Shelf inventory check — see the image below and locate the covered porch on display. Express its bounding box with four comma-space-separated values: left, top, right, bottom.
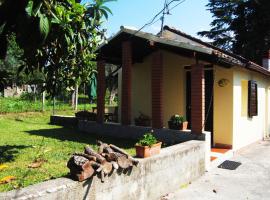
96, 27, 217, 135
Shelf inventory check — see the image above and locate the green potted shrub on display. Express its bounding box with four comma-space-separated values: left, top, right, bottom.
135, 131, 162, 158
168, 115, 188, 130
134, 112, 151, 127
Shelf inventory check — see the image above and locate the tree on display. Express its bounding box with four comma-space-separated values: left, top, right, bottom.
0, 0, 114, 97
199, 0, 270, 64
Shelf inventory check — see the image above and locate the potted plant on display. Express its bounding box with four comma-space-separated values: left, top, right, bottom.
168, 115, 188, 130
135, 132, 162, 158
134, 112, 151, 127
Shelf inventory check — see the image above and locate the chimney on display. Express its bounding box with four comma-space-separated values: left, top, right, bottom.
262, 50, 270, 70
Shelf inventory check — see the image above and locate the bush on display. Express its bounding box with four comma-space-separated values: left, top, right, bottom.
134, 112, 151, 127
168, 114, 187, 130
137, 132, 158, 147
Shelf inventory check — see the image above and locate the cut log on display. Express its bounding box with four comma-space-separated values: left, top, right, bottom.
73, 153, 97, 162
97, 141, 114, 154
89, 161, 101, 169
111, 161, 119, 170
84, 146, 106, 164
100, 170, 105, 182
67, 156, 95, 181
67, 155, 89, 171
101, 161, 113, 174
90, 159, 112, 175
117, 154, 132, 169
109, 144, 139, 166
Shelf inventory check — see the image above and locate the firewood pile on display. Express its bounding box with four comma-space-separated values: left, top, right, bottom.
67, 140, 139, 182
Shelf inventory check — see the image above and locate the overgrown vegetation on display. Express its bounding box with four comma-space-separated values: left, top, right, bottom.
0, 111, 135, 192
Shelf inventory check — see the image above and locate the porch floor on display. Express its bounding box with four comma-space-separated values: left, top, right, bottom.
210, 147, 234, 169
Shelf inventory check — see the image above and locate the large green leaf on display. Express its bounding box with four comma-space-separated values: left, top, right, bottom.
25, 0, 33, 16
39, 14, 50, 43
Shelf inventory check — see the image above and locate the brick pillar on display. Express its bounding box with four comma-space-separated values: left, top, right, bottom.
152, 51, 164, 129
191, 64, 205, 134
121, 41, 132, 125
97, 60, 105, 124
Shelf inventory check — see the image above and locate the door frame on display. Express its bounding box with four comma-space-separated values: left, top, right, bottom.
186, 69, 214, 146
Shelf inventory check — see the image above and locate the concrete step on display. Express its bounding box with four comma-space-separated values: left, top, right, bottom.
210, 149, 234, 170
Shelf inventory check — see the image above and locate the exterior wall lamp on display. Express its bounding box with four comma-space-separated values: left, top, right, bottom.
218, 78, 229, 87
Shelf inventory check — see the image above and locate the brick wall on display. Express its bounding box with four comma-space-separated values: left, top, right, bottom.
97, 60, 105, 123
152, 51, 164, 129
191, 64, 205, 134
121, 41, 132, 125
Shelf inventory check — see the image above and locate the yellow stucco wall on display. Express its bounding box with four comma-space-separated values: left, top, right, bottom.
162, 51, 188, 127
213, 66, 234, 146
232, 67, 269, 150
120, 49, 270, 150
131, 50, 190, 127
131, 55, 152, 121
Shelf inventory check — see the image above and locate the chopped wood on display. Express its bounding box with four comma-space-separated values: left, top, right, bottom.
89, 160, 112, 175
67, 156, 95, 181
101, 170, 105, 182
68, 142, 138, 183
101, 161, 113, 174
117, 154, 132, 169
109, 144, 129, 156
109, 144, 139, 166
84, 146, 106, 164
89, 161, 101, 169
111, 161, 119, 170
73, 153, 97, 162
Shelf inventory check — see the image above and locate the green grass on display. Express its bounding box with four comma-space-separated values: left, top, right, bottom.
0, 97, 94, 113
0, 111, 135, 192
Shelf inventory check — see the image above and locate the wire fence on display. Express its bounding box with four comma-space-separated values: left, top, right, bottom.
0, 85, 103, 115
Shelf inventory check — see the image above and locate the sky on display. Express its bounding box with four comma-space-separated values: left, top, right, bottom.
101, 0, 213, 40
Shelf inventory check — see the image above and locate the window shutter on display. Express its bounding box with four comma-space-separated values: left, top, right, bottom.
248, 80, 258, 117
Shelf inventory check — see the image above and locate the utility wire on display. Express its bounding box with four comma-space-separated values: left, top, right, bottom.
130, 0, 187, 37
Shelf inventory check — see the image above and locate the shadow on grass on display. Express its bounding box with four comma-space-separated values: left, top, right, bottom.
26, 127, 136, 150
0, 145, 31, 163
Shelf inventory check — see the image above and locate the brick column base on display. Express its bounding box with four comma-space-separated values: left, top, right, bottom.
97, 60, 105, 123
191, 64, 205, 134
152, 51, 164, 129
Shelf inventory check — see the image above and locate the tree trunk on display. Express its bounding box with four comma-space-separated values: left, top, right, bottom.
42, 86, 46, 112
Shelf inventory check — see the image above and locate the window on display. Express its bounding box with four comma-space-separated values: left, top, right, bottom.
248, 80, 258, 117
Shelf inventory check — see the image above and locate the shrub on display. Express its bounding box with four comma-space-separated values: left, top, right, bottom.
169, 115, 186, 126
137, 132, 158, 147
134, 112, 151, 126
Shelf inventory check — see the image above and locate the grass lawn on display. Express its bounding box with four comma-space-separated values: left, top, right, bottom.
0, 111, 136, 192
0, 97, 94, 113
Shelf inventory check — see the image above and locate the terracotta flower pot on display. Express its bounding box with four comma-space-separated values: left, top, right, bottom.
135, 142, 162, 158
168, 121, 189, 131
181, 121, 188, 130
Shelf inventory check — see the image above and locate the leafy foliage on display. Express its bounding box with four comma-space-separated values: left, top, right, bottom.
0, 0, 114, 96
199, 0, 270, 64
137, 132, 158, 147
169, 114, 186, 126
